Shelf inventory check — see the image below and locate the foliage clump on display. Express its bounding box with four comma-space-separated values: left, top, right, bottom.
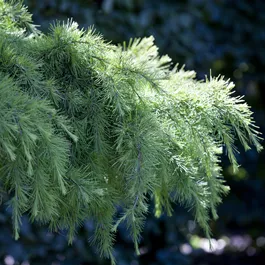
0, 1, 262, 263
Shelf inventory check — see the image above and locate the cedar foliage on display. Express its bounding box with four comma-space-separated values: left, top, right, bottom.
0, 0, 262, 263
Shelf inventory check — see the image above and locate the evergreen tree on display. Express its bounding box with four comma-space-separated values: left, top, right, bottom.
0, 1, 262, 263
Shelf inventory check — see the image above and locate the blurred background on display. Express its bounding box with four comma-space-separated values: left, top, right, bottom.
1, 0, 265, 264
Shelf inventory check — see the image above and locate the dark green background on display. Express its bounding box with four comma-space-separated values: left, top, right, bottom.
1, 0, 265, 264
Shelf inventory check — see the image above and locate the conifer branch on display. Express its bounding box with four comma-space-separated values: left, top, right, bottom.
0, 1, 263, 263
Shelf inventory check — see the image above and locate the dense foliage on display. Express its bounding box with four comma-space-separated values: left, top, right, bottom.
0, 1, 264, 265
